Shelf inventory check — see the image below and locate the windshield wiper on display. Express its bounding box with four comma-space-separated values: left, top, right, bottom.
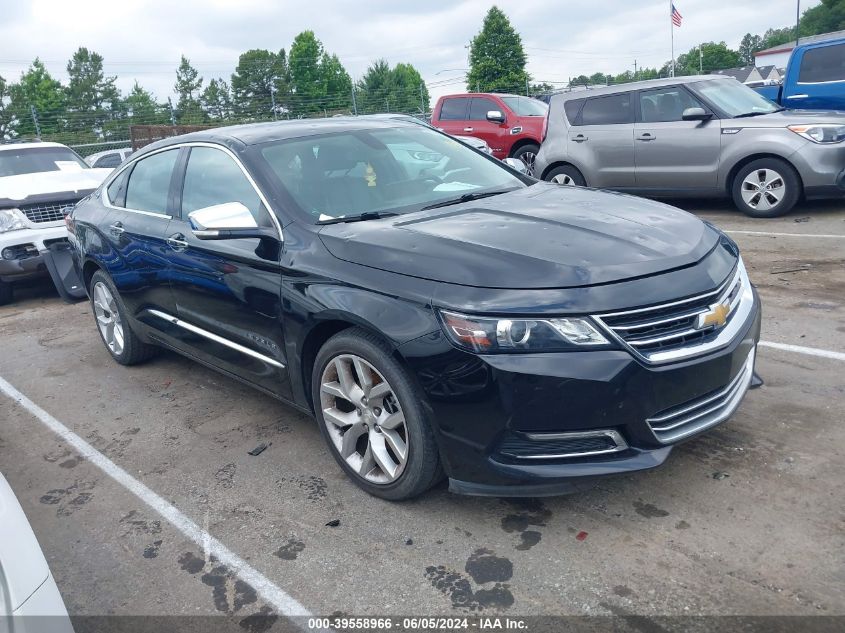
421, 189, 515, 211
734, 107, 784, 118
317, 211, 399, 225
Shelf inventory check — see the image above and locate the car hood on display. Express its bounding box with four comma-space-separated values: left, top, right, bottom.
0, 168, 112, 204
726, 109, 845, 127
319, 183, 719, 289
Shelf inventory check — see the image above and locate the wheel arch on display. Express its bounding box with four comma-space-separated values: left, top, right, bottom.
508, 137, 541, 158
539, 160, 587, 183
82, 258, 104, 293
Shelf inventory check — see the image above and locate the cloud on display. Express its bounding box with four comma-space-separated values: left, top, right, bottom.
0, 0, 820, 102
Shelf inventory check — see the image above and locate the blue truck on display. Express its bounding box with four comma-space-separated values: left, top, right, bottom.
754, 37, 845, 110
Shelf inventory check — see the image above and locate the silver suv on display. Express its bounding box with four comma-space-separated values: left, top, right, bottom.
534, 75, 845, 217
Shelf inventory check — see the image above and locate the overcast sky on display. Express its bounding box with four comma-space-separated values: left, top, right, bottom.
0, 0, 818, 102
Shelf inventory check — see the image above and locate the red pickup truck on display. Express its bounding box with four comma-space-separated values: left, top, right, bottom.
430, 93, 548, 173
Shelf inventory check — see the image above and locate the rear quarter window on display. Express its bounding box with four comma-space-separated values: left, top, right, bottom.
564, 99, 585, 124
798, 43, 845, 83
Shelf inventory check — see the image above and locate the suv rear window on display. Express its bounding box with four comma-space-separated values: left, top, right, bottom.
579, 93, 633, 125
798, 43, 845, 83
438, 98, 470, 120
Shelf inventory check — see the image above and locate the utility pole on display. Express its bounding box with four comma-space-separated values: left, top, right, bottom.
29, 105, 41, 138
270, 86, 278, 121
419, 82, 425, 114
795, 1, 801, 44
634, 59, 638, 80
700, 44, 704, 73
351, 85, 358, 116
525, 77, 530, 96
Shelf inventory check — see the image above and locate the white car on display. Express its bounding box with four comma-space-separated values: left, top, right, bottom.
83, 147, 132, 169
0, 142, 112, 305
0, 473, 74, 632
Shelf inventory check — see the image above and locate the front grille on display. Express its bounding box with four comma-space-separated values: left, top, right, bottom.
497, 429, 627, 460
19, 199, 79, 224
646, 348, 755, 444
594, 266, 744, 363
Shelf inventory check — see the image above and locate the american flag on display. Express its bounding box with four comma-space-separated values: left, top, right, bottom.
671, 3, 683, 27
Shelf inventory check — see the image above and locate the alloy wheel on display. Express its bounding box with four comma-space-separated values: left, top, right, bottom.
551, 173, 575, 186
740, 168, 785, 212
92, 281, 125, 355
520, 151, 536, 176
319, 354, 408, 484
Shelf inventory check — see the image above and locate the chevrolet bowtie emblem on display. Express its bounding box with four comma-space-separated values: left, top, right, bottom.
696, 303, 730, 330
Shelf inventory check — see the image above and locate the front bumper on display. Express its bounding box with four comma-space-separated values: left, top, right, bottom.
401, 288, 761, 496
790, 141, 845, 198
0, 225, 68, 282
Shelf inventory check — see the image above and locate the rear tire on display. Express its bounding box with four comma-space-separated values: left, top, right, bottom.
89, 270, 158, 366
0, 281, 12, 306
731, 158, 801, 218
545, 164, 586, 187
311, 327, 442, 501
511, 143, 540, 177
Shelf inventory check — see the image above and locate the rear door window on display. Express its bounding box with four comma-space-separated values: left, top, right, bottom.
798, 43, 845, 83
469, 97, 499, 120
124, 149, 179, 214
579, 93, 633, 125
439, 98, 470, 120
93, 153, 122, 169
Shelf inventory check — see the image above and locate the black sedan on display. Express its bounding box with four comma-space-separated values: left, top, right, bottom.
66, 118, 761, 500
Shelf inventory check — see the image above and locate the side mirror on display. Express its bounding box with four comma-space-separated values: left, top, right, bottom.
188, 202, 276, 241
486, 110, 506, 124
502, 157, 529, 174
682, 107, 712, 121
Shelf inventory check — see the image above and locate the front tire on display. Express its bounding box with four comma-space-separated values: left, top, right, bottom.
311, 328, 442, 500
731, 158, 801, 218
89, 270, 158, 365
0, 281, 12, 306
545, 164, 586, 187
511, 143, 540, 177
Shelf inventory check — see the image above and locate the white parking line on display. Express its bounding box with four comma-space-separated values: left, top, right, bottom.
726, 230, 845, 239
760, 340, 845, 362
0, 375, 314, 626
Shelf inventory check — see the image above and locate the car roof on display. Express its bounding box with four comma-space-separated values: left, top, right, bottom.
550, 75, 733, 102
0, 141, 69, 153
437, 93, 523, 100
137, 117, 426, 155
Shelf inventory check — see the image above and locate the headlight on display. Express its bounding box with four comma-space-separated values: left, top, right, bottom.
439, 310, 610, 353
0, 208, 29, 234
787, 124, 845, 144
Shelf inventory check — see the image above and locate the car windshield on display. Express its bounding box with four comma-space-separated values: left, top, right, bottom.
500, 96, 549, 116
257, 126, 526, 223
0, 146, 88, 177
692, 79, 781, 117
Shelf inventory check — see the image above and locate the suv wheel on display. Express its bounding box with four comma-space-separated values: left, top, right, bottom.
546, 165, 586, 187
312, 328, 442, 500
90, 270, 158, 365
512, 143, 540, 176
731, 158, 801, 218
0, 281, 12, 306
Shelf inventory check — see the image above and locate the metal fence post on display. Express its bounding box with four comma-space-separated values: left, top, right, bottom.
30, 105, 41, 138
351, 85, 358, 116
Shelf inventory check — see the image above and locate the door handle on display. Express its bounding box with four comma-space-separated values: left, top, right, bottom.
166, 233, 188, 251
109, 222, 125, 236
463, 127, 474, 132
571, 134, 588, 142
785, 94, 808, 99
636, 132, 656, 141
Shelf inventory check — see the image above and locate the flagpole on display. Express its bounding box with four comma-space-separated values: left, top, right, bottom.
670, 0, 675, 77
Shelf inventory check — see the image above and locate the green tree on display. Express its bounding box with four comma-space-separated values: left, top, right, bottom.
760, 27, 796, 50
357, 59, 392, 113
288, 31, 324, 113
202, 78, 233, 121
124, 81, 168, 124
467, 6, 529, 93
800, 0, 845, 36
0, 75, 14, 138
321, 52, 353, 112
231, 49, 287, 119
738, 33, 764, 64
357, 60, 427, 114
174, 55, 205, 123
677, 42, 741, 75
65, 47, 120, 138
8, 59, 65, 137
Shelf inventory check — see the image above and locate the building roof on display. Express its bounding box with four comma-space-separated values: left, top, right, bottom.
755, 29, 845, 55
710, 67, 758, 82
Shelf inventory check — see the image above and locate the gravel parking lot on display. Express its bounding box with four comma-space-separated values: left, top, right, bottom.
1, 200, 843, 630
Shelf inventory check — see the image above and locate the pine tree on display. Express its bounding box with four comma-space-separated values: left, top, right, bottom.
174, 55, 205, 124
65, 47, 120, 137
467, 6, 529, 93
9, 59, 66, 137
231, 49, 287, 120
288, 31, 325, 114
